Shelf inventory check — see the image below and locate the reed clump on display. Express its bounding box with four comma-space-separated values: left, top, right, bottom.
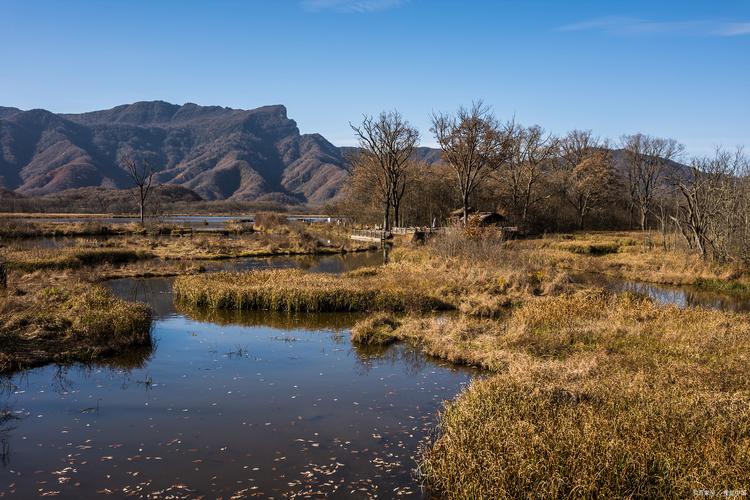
455, 230, 749, 288
173, 268, 452, 313
350, 313, 401, 345
0, 282, 152, 373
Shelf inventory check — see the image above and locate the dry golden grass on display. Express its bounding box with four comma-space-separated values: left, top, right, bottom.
173, 248, 574, 315
504, 231, 747, 288
0, 218, 164, 238
370, 290, 750, 498
0, 278, 152, 373
0, 225, 372, 276
350, 313, 402, 345
173, 267, 452, 313
422, 364, 749, 499
1, 245, 151, 271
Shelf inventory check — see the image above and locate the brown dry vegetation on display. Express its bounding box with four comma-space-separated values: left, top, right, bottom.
345, 289, 750, 497
436, 229, 749, 292
328, 232, 750, 497
172, 243, 574, 315
532, 232, 747, 286
0, 223, 371, 275
0, 218, 164, 238
1, 245, 151, 271
0, 274, 153, 373
173, 267, 452, 313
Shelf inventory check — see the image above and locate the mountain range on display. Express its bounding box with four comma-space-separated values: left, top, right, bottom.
0, 101, 358, 204
1, 101, 689, 207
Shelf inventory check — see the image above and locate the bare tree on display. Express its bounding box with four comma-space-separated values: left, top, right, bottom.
621, 133, 684, 230
501, 124, 559, 225
122, 156, 157, 226
559, 131, 618, 229
672, 147, 745, 260
350, 111, 419, 231
343, 151, 391, 225
560, 129, 599, 168
431, 102, 510, 225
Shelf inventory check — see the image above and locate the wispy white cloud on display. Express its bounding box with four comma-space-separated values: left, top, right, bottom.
301, 0, 408, 13
557, 16, 750, 37
719, 22, 750, 36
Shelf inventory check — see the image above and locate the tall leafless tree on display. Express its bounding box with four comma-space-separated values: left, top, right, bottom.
672, 147, 745, 260
350, 111, 419, 231
431, 102, 510, 225
122, 156, 157, 226
621, 133, 684, 230
501, 123, 559, 225
559, 131, 618, 229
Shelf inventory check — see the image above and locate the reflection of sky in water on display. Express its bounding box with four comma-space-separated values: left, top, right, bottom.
0, 252, 474, 498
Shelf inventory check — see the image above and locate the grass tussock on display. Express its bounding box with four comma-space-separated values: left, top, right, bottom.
1, 246, 151, 271
173, 268, 451, 313
0, 281, 152, 373
404, 290, 750, 498
552, 239, 625, 255
350, 313, 401, 345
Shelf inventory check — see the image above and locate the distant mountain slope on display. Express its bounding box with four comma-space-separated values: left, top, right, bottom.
339, 146, 444, 167
0, 101, 350, 204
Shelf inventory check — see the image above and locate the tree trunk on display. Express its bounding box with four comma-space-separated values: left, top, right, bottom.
639, 206, 647, 231
462, 192, 470, 227
383, 201, 391, 231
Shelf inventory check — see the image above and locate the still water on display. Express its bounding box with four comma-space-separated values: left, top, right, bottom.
15, 215, 337, 229
0, 254, 476, 498
574, 272, 750, 312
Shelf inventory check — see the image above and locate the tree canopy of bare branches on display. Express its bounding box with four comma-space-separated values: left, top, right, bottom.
621, 133, 684, 230
559, 130, 618, 229
122, 156, 157, 226
431, 102, 510, 225
672, 147, 748, 261
350, 111, 419, 230
499, 123, 559, 225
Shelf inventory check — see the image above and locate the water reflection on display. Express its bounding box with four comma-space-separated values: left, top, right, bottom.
1, 252, 474, 498
574, 272, 750, 312
178, 305, 364, 331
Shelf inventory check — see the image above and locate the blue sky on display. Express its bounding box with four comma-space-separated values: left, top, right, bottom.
1, 0, 748, 155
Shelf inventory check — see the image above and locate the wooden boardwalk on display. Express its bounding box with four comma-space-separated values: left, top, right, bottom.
350, 229, 391, 242
351, 226, 518, 242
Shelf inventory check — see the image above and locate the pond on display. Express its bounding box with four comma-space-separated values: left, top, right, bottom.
14, 215, 340, 229
0, 253, 476, 498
